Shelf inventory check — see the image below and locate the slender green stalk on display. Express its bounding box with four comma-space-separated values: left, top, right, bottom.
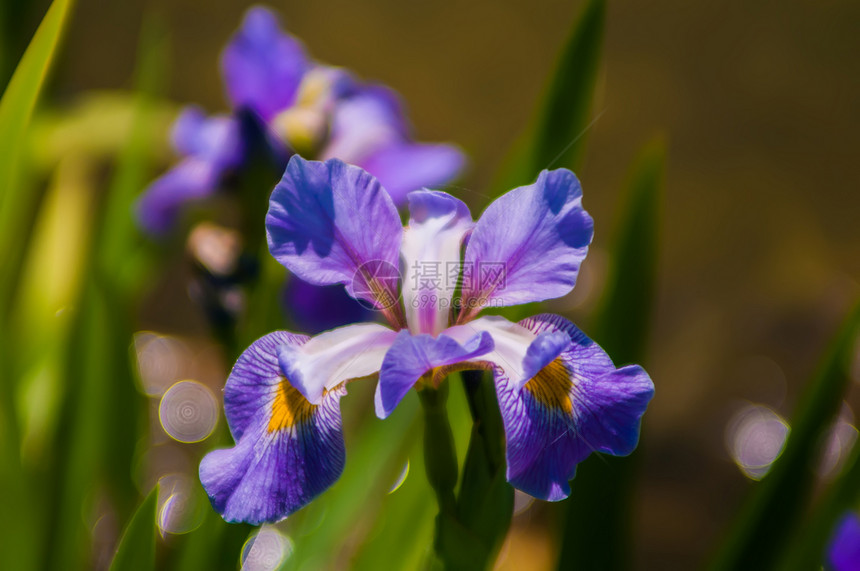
419, 384, 459, 518
420, 372, 514, 571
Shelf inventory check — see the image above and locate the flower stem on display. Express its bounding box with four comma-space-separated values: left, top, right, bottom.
420, 373, 514, 570
418, 384, 458, 517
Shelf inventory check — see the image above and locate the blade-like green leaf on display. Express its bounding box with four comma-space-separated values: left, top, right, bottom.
708, 302, 860, 571
97, 16, 169, 279
284, 387, 422, 569
168, 508, 251, 571
493, 0, 605, 195
591, 138, 664, 360
40, 18, 166, 570
556, 138, 664, 571
451, 371, 514, 568
777, 433, 860, 571
493, 0, 606, 327
0, 7, 74, 569
349, 373, 472, 571
0, 0, 74, 320
109, 486, 158, 571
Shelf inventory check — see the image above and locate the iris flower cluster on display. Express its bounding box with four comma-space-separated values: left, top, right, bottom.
135, 6, 464, 236
199, 156, 655, 525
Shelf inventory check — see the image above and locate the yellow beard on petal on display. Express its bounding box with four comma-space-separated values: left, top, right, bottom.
524, 358, 573, 415
268, 378, 317, 433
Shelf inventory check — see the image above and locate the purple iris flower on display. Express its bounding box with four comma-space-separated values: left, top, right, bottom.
828, 512, 860, 571
136, 6, 465, 235
199, 156, 654, 524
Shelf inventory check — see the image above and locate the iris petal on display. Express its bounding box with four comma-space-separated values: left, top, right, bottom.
361, 143, 466, 206
135, 159, 223, 236
461, 169, 593, 316
321, 86, 405, 165
375, 329, 494, 419
828, 512, 860, 571
477, 313, 653, 500
266, 157, 403, 314
135, 111, 244, 235
282, 278, 374, 335
220, 6, 308, 121
400, 191, 473, 336
199, 331, 346, 524
278, 323, 398, 405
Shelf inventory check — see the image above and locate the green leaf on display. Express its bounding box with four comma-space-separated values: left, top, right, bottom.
452, 372, 514, 568
168, 509, 251, 571
591, 138, 664, 360
0, 6, 75, 568
556, 138, 664, 571
493, 0, 606, 326
40, 18, 166, 570
493, 0, 605, 195
283, 384, 422, 569
777, 435, 860, 570
708, 302, 860, 571
109, 486, 158, 571
0, 0, 74, 322
97, 16, 170, 279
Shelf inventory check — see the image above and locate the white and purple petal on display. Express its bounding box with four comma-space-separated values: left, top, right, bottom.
375, 329, 494, 419
278, 323, 398, 405
266, 157, 403, 311
401, 191, 473, 336
486, 313, 653, 501
457, 315, 540, 388
220, 6, 308, 121
199, 331, 346, 525
461, 169, 593, 315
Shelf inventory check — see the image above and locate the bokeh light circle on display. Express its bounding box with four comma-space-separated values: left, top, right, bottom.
158, 380, 219, 443
240, 526, 293, 571
157, 474, 207, 535
725, 404, 790, 481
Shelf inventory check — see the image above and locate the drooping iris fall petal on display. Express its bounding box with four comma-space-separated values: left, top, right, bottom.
199, 331, 346, 524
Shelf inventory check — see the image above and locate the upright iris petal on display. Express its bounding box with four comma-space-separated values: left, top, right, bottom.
321, 87, 404, 164
400, 191, 473, 336
322, 87, 465, 205
199, 331, 346, 524
266, 157, 403, 313
460, 169, 593, 317
221, 6, 308, 121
